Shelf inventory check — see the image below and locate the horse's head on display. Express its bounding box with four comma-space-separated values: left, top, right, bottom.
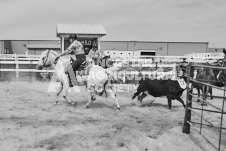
216, 48, 226, 85
36, 49, 55, 70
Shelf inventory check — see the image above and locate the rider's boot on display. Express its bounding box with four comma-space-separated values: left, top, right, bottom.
65, 65, 74, 87
67, 73, 74, 87
67, 66, 80, 86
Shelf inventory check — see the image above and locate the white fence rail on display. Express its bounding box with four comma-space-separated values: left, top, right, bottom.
111, 55, 223, 64
0, 54, 53, 79
0, 54, 222, 80
0, 53, 223, 62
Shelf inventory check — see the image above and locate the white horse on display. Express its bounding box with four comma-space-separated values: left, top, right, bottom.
36, 49, 120, 110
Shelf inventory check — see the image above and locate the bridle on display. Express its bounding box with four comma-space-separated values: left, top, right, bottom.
42, 49, 51, 67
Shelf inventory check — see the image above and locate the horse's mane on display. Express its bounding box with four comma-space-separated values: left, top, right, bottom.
49, 50, 59, 56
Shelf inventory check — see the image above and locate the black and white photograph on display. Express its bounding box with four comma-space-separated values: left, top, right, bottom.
0, 0, 226, 151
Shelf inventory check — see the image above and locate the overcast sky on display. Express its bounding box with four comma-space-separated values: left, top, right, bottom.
0, 0, 226, 47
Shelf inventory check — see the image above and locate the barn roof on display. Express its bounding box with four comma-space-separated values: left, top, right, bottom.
56, 24, 107, 37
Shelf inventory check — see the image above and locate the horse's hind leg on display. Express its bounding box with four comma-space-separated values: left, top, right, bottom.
209, 87, 213, 100
197, 88, 201, 102
85, 91, 96, 109
107, 88, 120, 110
201, 86, 207, 106
54, 83, 63, 105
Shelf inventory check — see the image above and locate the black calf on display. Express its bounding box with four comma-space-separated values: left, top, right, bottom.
131, 77, 186, 109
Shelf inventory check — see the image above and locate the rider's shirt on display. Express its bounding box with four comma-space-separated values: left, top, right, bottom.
65, 40, 85, 55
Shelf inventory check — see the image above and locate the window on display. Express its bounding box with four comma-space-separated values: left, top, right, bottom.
140, 51, 155, 56
4, 48, 10, 54
139, 50, 156, 56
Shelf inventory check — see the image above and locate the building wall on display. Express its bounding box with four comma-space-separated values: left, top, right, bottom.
11, 41, 29, 54
168, 43, 208, 56
0, 41, 4, 54
134, 42, 168, 55
100, 41, 208, 56
10, 40, 60, 54
100, 41, 129, 51
28, 48, 60, 55
0, 40, 208, 56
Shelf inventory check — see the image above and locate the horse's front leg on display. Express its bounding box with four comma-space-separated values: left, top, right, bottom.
62, 80, 75, 106
54, 83, 63, 105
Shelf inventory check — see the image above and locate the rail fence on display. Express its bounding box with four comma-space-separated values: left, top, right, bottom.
0, 53, 223, 81
0, 54, 53, 81
183, 63, 226, 151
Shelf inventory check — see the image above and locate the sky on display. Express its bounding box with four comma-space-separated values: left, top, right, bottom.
0, 0, 226, 48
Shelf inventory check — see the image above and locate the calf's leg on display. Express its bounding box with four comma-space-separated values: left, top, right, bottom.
166, 96, 172, 109
176, 97, 185, 108
131, 90, 141, 104
138, 92, 147, 106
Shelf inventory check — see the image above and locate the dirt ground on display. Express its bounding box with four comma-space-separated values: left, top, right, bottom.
0, 81, 225, 151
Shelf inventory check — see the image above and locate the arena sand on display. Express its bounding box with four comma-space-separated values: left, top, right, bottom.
0, 81, 225, 151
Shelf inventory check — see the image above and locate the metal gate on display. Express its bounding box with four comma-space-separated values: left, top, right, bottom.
183, 63, 226, 151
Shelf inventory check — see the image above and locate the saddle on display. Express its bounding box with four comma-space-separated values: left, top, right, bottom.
70, 58, 88, 69
70, 57, 89, 75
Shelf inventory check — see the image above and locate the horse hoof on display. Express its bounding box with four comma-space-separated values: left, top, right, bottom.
71, 102, 76, 107
84, 105, 89, 109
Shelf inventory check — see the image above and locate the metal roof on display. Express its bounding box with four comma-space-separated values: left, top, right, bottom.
56, 24, 107, 37
26, 44, 60, 49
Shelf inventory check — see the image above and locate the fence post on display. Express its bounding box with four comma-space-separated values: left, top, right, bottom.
15, 53, 19, 79
172, 63, 177, 80
218, 77, 226, 151
0, 59, 1, 79
183, 63, 194, 134
29, 60, 32, 81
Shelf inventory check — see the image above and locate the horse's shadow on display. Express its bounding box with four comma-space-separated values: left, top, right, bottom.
63, 99, 116, 110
